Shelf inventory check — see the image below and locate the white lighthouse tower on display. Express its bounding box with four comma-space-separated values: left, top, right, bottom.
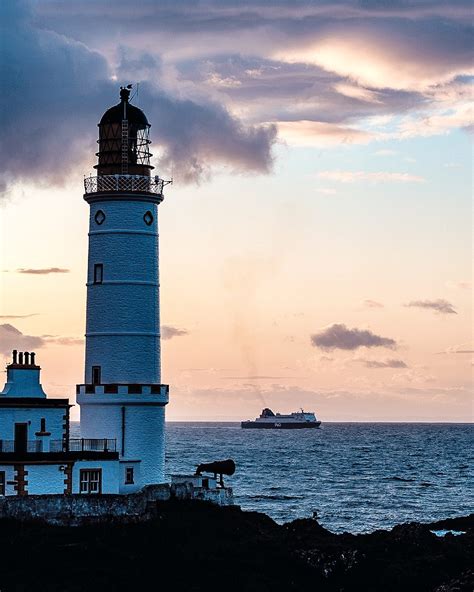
77, 87, 171, 491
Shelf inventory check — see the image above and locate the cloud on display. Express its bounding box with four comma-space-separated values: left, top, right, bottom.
364, 359, 408, 369
334, 82, 383, 104
405, 299, 457, 315
316, 170, 425, 183
310, 323, 397, 351
2, 1, 472, 194
363, 299, 384, 309
446, 280, 471, 290
150, 86, 277, 182
161, 325, 189, 340
0, 314, 38, 319
0, 324, 45, 356
275, 18, 473, 92
437, 345, 474, 354
0, 2, 276, 195
42, 335, 84, 346
16, 268, 70, 275
167, 381, 472, 422
278, 121, 372, 147
222, 375, 304, 380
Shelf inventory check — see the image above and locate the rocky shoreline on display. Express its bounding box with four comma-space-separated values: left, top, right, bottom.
0, 501, 472, 591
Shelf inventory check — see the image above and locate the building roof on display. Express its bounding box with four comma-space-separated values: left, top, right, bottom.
0, 397, 71, 408
99, 89, 149, 127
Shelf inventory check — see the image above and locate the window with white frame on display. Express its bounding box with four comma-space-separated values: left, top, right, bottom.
80, 469, 102, 494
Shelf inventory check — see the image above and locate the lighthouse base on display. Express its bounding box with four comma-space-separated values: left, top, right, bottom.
77, 384, 169, 489
0, 483, 235, 525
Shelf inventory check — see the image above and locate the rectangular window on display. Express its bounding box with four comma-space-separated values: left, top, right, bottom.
0, 472, 5, 496
93, 263, 103, 284
92, 366, 101, 385
125, 467, 134, 485
125, 467, 135, 485
40, 418, 46, 432
80, 469, 102, 494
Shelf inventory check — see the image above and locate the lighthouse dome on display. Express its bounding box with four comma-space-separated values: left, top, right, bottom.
95, 86, 153, 177
99, 97, 149, 127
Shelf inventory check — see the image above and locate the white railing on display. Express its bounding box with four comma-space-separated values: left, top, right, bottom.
84, 174, 171, 195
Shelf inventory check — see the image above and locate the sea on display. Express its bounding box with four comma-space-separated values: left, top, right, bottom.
71, 422, 473, 534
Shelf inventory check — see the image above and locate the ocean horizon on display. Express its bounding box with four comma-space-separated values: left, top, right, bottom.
71, 421, 473, 533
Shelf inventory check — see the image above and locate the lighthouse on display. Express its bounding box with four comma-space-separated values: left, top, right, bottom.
0, 88, 234, 505
76, 87, 171, 490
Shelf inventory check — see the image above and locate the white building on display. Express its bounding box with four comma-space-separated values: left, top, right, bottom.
76, 85, 170, 493
0, 350, 119, 496
0, 88, 171, 497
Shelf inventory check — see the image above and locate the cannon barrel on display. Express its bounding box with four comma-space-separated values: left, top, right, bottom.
195, 459, 236, 476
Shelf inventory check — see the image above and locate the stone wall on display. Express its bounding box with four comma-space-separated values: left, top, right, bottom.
0, 483, 234, 525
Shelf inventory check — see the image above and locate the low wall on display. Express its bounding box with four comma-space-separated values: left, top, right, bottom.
0, 483, 234, 525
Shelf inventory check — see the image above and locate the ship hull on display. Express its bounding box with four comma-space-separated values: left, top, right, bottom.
241, 421, 321, 429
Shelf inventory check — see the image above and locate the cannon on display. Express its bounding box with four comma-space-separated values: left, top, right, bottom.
195, 459, 236, 487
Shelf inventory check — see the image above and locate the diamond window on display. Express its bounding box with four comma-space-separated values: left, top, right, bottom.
143, 211, 154, 226
95, 210, 106, 225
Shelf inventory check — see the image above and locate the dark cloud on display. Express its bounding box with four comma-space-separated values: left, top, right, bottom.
146, 84, 276, 182
2, 1, 471, 194
364, 359, 408, 368
405, 299, 457, 314
16, 268, 70, 275
0, 2, 111, 196
0, 1, 276, 195
36, 1, 474, 38
34, 1, 473, 92
179, 55, 423, 127
0, 324, 45, 356
161, 325, 189, 340
311, 323, 397, 351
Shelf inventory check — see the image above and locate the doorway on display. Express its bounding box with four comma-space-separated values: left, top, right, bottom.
14, 423, 28, 454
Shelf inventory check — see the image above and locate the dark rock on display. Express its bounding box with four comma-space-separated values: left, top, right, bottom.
0, 502, 471, 591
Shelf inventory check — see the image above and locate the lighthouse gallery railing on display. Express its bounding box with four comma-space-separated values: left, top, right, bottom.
0, 439, 116, 453
84, 174, 171, 195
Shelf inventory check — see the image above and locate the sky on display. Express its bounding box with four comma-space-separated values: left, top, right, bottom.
0, 0, 472, 422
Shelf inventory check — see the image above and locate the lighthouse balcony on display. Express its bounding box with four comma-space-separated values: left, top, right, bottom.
84, 174, 170, 197
76, 383, 169, 406
0, 438, 118, 460
76, 383, 169, 396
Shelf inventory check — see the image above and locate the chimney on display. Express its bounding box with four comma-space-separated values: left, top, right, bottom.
18, 352, 24, 365
30, 352, 36, 365
24, 352, 30, 365
12, 350, 18, 364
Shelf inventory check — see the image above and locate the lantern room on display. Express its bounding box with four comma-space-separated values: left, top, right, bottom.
94, 86, 153, 177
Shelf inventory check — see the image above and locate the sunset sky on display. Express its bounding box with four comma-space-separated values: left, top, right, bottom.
0, 0, 472, 421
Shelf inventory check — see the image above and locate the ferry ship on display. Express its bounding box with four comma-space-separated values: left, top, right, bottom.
241, 408, 321, 429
